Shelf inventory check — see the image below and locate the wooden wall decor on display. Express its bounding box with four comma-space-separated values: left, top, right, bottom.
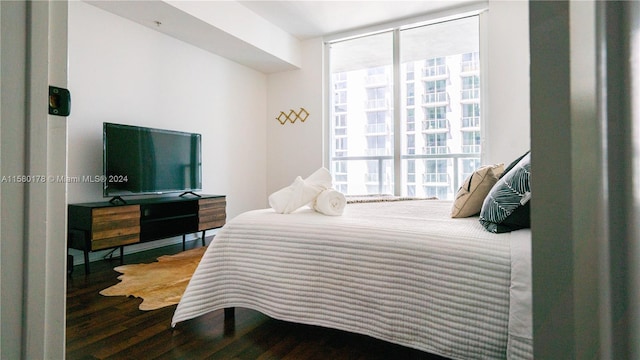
276, 107, 309, 125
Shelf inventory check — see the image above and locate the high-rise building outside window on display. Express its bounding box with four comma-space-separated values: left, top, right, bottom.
328, 15, 480, 199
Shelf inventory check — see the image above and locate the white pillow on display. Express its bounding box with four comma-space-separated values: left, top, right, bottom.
451, 163, 504, 218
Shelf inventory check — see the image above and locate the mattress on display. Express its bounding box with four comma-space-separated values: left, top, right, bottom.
172, 200, 532, 360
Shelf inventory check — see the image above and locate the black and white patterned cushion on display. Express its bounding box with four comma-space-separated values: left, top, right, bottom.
500, 150, 529, 179
479, 152, 531, 233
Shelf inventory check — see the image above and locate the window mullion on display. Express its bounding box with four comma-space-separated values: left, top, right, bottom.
392, 28, 402, 196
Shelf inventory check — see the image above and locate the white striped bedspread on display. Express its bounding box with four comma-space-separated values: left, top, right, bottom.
171, 200, 532, 360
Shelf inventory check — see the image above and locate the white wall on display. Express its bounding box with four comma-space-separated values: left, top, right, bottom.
67, 1, 267, 260
265, 1, 530, 194
484, 0, 530, 165
266, 39, 325, 193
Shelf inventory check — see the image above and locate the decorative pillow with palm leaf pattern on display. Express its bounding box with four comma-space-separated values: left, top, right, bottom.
479, 152, 531, 233
500, 150, 530, 179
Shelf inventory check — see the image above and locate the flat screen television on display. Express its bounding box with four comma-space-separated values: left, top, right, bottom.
103, 122, 202, 198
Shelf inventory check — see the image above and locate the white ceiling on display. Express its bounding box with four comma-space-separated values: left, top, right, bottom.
238, 0, 475, 40
86, 0, 478, 73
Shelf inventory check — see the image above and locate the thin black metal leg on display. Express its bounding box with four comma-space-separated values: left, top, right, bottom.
83, 250, 90, 274
223, 307, 235, 336
224, 307, 235, 319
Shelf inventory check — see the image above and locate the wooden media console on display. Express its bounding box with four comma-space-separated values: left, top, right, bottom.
67, 194, 225, 274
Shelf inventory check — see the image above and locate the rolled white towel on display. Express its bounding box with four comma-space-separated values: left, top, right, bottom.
269, 176, 305, 214
303, 167, 332, 191
268, 168, 333, 214
313, 189, 346, 216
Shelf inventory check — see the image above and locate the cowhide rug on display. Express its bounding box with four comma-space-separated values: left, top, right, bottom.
99, 246, 206, 311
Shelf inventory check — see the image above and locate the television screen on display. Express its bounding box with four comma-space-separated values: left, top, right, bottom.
103, 122, 202, 197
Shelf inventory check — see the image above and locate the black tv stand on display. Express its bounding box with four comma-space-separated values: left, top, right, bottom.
179, 191, 201, 198
108, 196, 127, 205
68, 194, 226, 274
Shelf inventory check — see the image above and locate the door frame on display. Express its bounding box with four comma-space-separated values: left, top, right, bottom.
0, 1, 68, 358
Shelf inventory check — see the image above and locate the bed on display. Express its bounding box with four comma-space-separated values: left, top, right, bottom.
171, 199, 532, 360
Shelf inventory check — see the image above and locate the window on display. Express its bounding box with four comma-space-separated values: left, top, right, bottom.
424, 106, 448, 131
461, 75, 480, 100
407, 159, 416, 196
328, 15, 481, 199
406, 83, 415, 106
366, 87, 388, 109
406, 62, 415, 81
424, 80, 448, 104
423, 159, 450, 199
424, 57, 447, 77
462, 103, 480, 128
407, 160, 416, 183
406, 134, 415, 155
335, 137, 348, 155
462, 131, 481, 154
334, 115, 347, 135
461, 52, 480, 72
423, 133, 449, 154
406, 108, 415, 132
366, 111, 388, 133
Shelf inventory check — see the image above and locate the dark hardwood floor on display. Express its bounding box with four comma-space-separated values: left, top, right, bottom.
66, 239, 450, 360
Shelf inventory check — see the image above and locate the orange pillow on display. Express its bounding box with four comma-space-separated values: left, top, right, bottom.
451, 163, 504, 218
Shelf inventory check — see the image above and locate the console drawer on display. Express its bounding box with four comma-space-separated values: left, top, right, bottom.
91, 205, 140, 250
198, 198, 226, 230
